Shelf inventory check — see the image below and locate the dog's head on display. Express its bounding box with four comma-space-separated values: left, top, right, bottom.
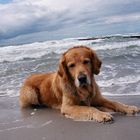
58, 46, 102, 89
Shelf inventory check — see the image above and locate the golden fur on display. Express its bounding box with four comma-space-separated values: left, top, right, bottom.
19, 46, 140, 122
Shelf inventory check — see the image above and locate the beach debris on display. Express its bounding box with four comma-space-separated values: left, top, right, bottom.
30, 112, 35, 115
41, 120, 52, 127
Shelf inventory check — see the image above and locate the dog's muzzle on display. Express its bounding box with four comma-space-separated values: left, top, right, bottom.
78, 74, 87, 86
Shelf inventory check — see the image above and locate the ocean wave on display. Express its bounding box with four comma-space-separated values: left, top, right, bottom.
97, 75, 140, 88
0, 39, 78, 63
0, 89, 18, 97
0, 36, 140, 63
92, 40, 140, 50
102, 92, 140, 96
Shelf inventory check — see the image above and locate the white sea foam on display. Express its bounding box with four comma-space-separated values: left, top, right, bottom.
0, 38, 90, 62
0, 37, 140, 63
93, 40, 140, 50
98, 75, 140, 88
102, 92, 140, 96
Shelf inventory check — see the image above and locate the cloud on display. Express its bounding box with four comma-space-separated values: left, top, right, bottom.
104, 12, 140, 24
0, 0, 140, 44
0, 0, 64, 38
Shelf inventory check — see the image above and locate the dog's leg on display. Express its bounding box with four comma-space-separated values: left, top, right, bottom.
61, 95, 113, 122
61, 105, 114, 122
94, 96, 140, 114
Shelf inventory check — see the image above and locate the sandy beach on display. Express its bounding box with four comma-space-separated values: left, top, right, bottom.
0, 95, 140, 140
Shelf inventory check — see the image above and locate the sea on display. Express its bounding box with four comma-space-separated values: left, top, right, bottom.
0, 34, 140, 99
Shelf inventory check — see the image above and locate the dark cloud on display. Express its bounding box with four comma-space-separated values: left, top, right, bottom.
0, 0, 140, 45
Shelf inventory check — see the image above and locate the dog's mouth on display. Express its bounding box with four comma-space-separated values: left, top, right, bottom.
79, 82, 88, 88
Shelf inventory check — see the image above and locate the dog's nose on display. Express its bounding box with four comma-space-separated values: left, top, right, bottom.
78, 74, 87, 84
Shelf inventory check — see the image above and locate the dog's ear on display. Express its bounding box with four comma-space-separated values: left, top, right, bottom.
90, 49, 102, 75
58, 54, 69, 81
58, 53, 77, 96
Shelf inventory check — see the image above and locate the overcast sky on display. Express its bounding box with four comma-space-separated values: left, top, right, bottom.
0, 0, 140, 45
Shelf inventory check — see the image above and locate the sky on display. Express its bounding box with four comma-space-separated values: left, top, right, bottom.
0, 0, 140, 46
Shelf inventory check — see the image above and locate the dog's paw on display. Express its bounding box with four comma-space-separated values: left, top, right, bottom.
93, 112, 114, 123
125, 105, 140, 114
64, 110, 114, 123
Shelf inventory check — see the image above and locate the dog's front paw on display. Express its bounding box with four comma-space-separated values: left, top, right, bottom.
124, 105, 140, 114
93, 112, 114, 123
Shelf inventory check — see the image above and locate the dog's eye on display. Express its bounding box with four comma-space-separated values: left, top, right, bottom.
68, 63, 75, 68
83, 59, 90, 64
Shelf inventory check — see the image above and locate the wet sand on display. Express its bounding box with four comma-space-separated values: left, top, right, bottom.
0, 95, 140, 140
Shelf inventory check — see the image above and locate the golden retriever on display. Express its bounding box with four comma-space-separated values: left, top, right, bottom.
19, 46, 140, 122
